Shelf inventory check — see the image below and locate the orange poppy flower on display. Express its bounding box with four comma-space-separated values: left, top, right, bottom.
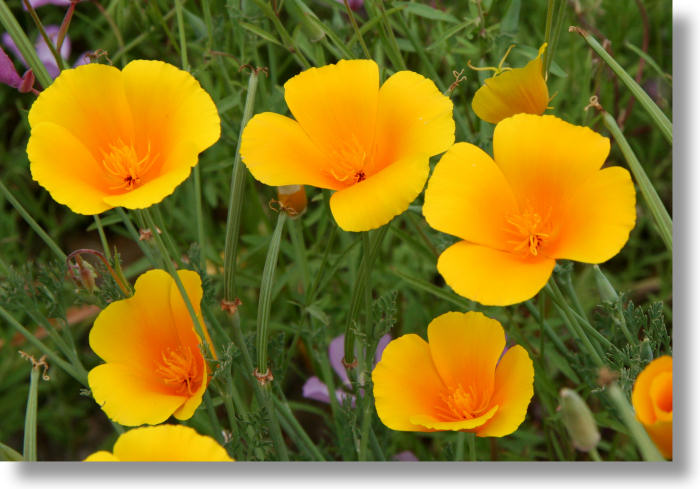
631, 356, 672, 459
372, 311, 534, 436
88, 269, 214, 426
84, 425, 234, 462
423, 113, 636, 306
240, 59, 455, 232
471, 44, 549, 124
27, 60, 220, 215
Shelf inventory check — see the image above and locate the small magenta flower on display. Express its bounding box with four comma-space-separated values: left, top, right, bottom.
0, 45, 21, 89
2, 26, 85, 81
302, 334, 390, 405
336, 0, 363, 10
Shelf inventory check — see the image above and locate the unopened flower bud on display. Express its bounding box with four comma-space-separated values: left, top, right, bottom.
593, 265, 619, 303
559, 388, 601, 452
276, 185, 307, 218
18, 69, 35, 93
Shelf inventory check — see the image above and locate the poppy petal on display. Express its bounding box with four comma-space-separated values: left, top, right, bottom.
372, 334, 446, 432
28, 63, 133, 158
423, 142, 518, 249
102, 140, 200, 210
437, 241, 555, 306
472, 45, 548, 124
240, 112, 341, 189
27, 122, 111, 215
632, 356, 673, 425
121, 59, 220, 155
88, 364, 187, 426
83, 451, 119, 462
410, 405, 499, 431
475, 345, 534, 437
329, 154, 429, 232
374, 70, 454, 168
493, 114, 610, 208
427, 312, 505, 394
283, 59, 378, 158
549, 166, 636, 263
111, 425, 233, 461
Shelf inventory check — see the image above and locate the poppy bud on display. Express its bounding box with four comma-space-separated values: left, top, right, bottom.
559, 388, 601, 452
593, 264, 619, 303
277, 185, 307, 218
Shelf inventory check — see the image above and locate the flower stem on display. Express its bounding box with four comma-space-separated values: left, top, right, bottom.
223, 71, 260, 301
256, 212, 286, 374
605, 382, 665, 461
543, 0, 555, 78
468, 432, 477, 461
0, 305, 85, 385
93, 215, 112, 263
545, 280, 605, 367
23, 365, 39, 461
0, 180, 66, 261
571, 26, 672, 144
174, 0, 189, 71
228, 312, 289, 460
21, 0, 64, 71
343, 0, 371, 59
600, 110, 672, 252
455, 431, 466, 461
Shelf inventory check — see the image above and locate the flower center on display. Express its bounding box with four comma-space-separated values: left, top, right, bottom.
437, 384, 491, 421
101, 140, 156, 191
155, 346, 199, 395
326, 134, 371, 186
505, 206, 553, 257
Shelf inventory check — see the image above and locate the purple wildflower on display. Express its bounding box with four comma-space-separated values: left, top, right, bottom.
302, 333, 390, 405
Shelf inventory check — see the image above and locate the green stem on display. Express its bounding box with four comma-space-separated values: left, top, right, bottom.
0, 305, 86, 385
0, 442, 23, 461
455, 431, 466, 461
251, 0, 311, 69
272, 396, 325, 461
203, 391, 224, 444
193, 167, 206, 270
343, 0, 370, 58
23, 366, 39, 461
343, 233, 372, 367
0, 180, 66, 261
468, 432, 476, 461
174, 0, 189, 71
21, 0, 64, 71
256, 212, 287, 373
115, 208, 159, 267
228, 312, 289, 460
590, 446, 602, 461
600, 111, 672, 252
288, 219, 310, 295
223, 71, 260, 301
0, 0, 52, 87
543, 0, 555, 78
93, 215, 112, 263
545, 281, 604, 366
605, 383, 665, 461
572, 27, 672, 144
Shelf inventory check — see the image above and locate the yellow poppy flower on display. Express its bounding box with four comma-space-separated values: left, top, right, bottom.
84, 425, 234, 462
423, 113, 636, 306
27, 60, 220, 215
88, 269, 214, 426
631, 356, 672, 459
372, 311, 534, 436
471, 44, 549, 124
240, 59, 455, 232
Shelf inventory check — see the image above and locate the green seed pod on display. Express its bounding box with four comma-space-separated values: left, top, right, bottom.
559, 388, 601, 452
593, 265, 619, 303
